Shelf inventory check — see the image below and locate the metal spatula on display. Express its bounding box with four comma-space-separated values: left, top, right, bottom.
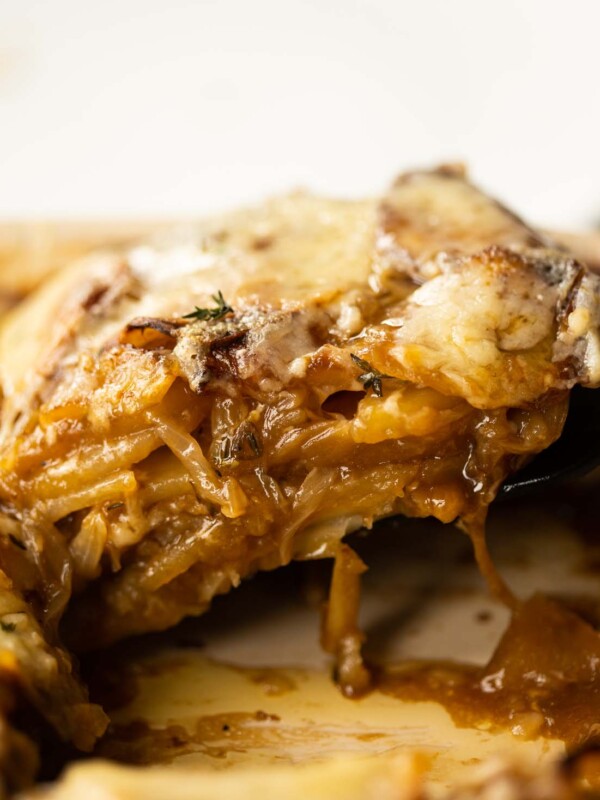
501, 385, 600, 496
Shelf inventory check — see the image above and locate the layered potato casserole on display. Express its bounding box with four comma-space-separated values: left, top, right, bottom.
1, 166, 600, 797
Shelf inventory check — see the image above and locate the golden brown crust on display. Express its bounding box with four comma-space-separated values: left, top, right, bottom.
0, 168, 599, 773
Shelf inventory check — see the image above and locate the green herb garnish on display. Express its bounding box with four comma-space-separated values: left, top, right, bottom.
246, 431, 261, 457
218, 436, 234, 464
215, 427, 262, 465
107, 502, 124, 511
1, 621, 16, 633
183, 291, 233, 322
350, 354, 392, 398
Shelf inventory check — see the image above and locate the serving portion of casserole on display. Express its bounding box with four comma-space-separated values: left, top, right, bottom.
1, 166, 600, 791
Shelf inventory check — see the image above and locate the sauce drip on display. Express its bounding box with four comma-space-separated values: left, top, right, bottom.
376, 594, 600, 748
463, 513, 518, 609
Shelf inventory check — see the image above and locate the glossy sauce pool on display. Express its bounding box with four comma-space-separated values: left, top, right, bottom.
81, 486, 600, 791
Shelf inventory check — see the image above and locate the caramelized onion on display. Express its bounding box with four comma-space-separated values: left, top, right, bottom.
321, 544, 371, 697
149, 411, 248, 519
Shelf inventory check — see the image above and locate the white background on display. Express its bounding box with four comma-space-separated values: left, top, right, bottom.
1, 0, 599, 228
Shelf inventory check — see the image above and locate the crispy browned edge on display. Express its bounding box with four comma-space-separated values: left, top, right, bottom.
0, 220, 599, 795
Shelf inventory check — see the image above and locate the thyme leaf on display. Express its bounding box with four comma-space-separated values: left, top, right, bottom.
246, 431, 261, 457
350, 354, 392, 398
218, 435, 233, 464
215, 426, 262, 465
183, 291, 233, 322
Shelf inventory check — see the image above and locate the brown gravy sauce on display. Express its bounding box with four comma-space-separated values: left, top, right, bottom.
96, 593, 600, 771
323, 517, 600, 751
97, 710, 282, 765
90, 508, 600, 769
375, 593, 600, 749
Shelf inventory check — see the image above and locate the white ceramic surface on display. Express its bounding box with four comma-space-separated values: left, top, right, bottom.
1, 0, 599, 226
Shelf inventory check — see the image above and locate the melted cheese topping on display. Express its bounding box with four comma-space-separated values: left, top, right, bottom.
0, 167, 598, 778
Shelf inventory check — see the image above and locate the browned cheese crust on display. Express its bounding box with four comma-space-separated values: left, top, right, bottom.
0, 167, 599, 763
